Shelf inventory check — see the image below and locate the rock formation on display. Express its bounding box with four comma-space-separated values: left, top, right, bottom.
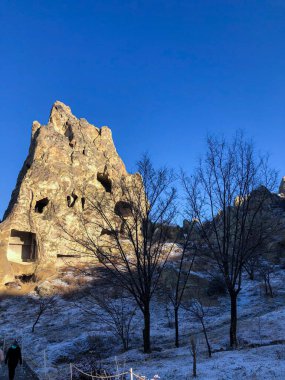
0, 101, 140, 285
279, 177, 285, 197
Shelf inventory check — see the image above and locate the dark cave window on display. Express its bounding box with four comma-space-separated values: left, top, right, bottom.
35, 198, 49, 213
67, 193, 78, 208
114, 201, 133, 217
9, 229, 37, 262
97, 173, 112, 193
100, 228, 116, 236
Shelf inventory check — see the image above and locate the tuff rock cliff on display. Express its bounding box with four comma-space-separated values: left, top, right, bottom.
279, 177, 285, 197
0, 101, 140, 284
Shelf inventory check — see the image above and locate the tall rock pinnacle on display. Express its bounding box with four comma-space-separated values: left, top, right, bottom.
0, 102, 137, 285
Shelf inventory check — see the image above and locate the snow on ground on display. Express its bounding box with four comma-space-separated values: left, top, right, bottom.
0, 263, 284, 379
121, 343, 285, 379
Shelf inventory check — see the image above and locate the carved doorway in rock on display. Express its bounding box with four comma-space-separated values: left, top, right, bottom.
7, 230, 37, 263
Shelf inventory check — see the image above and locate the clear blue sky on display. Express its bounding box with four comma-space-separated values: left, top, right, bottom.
0, 0, 284, 218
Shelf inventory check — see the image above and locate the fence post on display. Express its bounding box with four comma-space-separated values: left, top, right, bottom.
130, 368, 133, 380
70, 363, 73, 380
44, 349, 47, 379
115, 355, 119, 376
21, 334, 24, 373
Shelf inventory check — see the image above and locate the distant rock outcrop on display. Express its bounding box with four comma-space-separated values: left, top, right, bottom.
279, 177, 285, 197
0, 101, 139, 285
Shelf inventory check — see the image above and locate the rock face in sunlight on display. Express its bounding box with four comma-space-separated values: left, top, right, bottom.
0, 101, 140, 284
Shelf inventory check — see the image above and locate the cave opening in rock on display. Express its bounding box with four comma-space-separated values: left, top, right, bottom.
67, 193, 78, 207
97, 173, 112, 193
114, 201, 133, 217
35, 198, 49, 213
7, 230, 37, 263
15, 274, 37, 283
57, 253, 81, 258
100, 228, 117, 237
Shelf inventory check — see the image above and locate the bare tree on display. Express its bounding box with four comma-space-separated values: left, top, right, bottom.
259, 261, 275, 297
32, 295, 57, 333
61, 155, 177, 353
163, 298, 175, 328
243, 253, 260, 281
183, 133, 277, 348
187, 299, 211, 358
78, 288, 137, 351
162, 228, 196, 348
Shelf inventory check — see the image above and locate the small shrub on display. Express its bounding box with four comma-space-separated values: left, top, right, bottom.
87, 335, 107, 354
276, 348, 285, 360
54, 355, 70, 364
207, 276, 227, 297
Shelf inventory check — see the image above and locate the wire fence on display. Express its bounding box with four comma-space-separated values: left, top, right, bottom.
1, 335, 148, 380
70, 365, 146, 380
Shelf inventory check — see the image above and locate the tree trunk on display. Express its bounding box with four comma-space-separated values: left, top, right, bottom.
249, 270, 254, 281
230, 292, 238, 348
174, 307, 179, 348
201, 321, 211, 357
190, 338, 197, 377
32, 313, 41, 333
192, 350, 197, 377
143, 303, 151, 353
264, 277, 268, 295
122, 336, 128, 351
267, 277, 273, 298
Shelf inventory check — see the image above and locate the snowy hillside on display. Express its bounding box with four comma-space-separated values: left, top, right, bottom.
0, 257, 285, 380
